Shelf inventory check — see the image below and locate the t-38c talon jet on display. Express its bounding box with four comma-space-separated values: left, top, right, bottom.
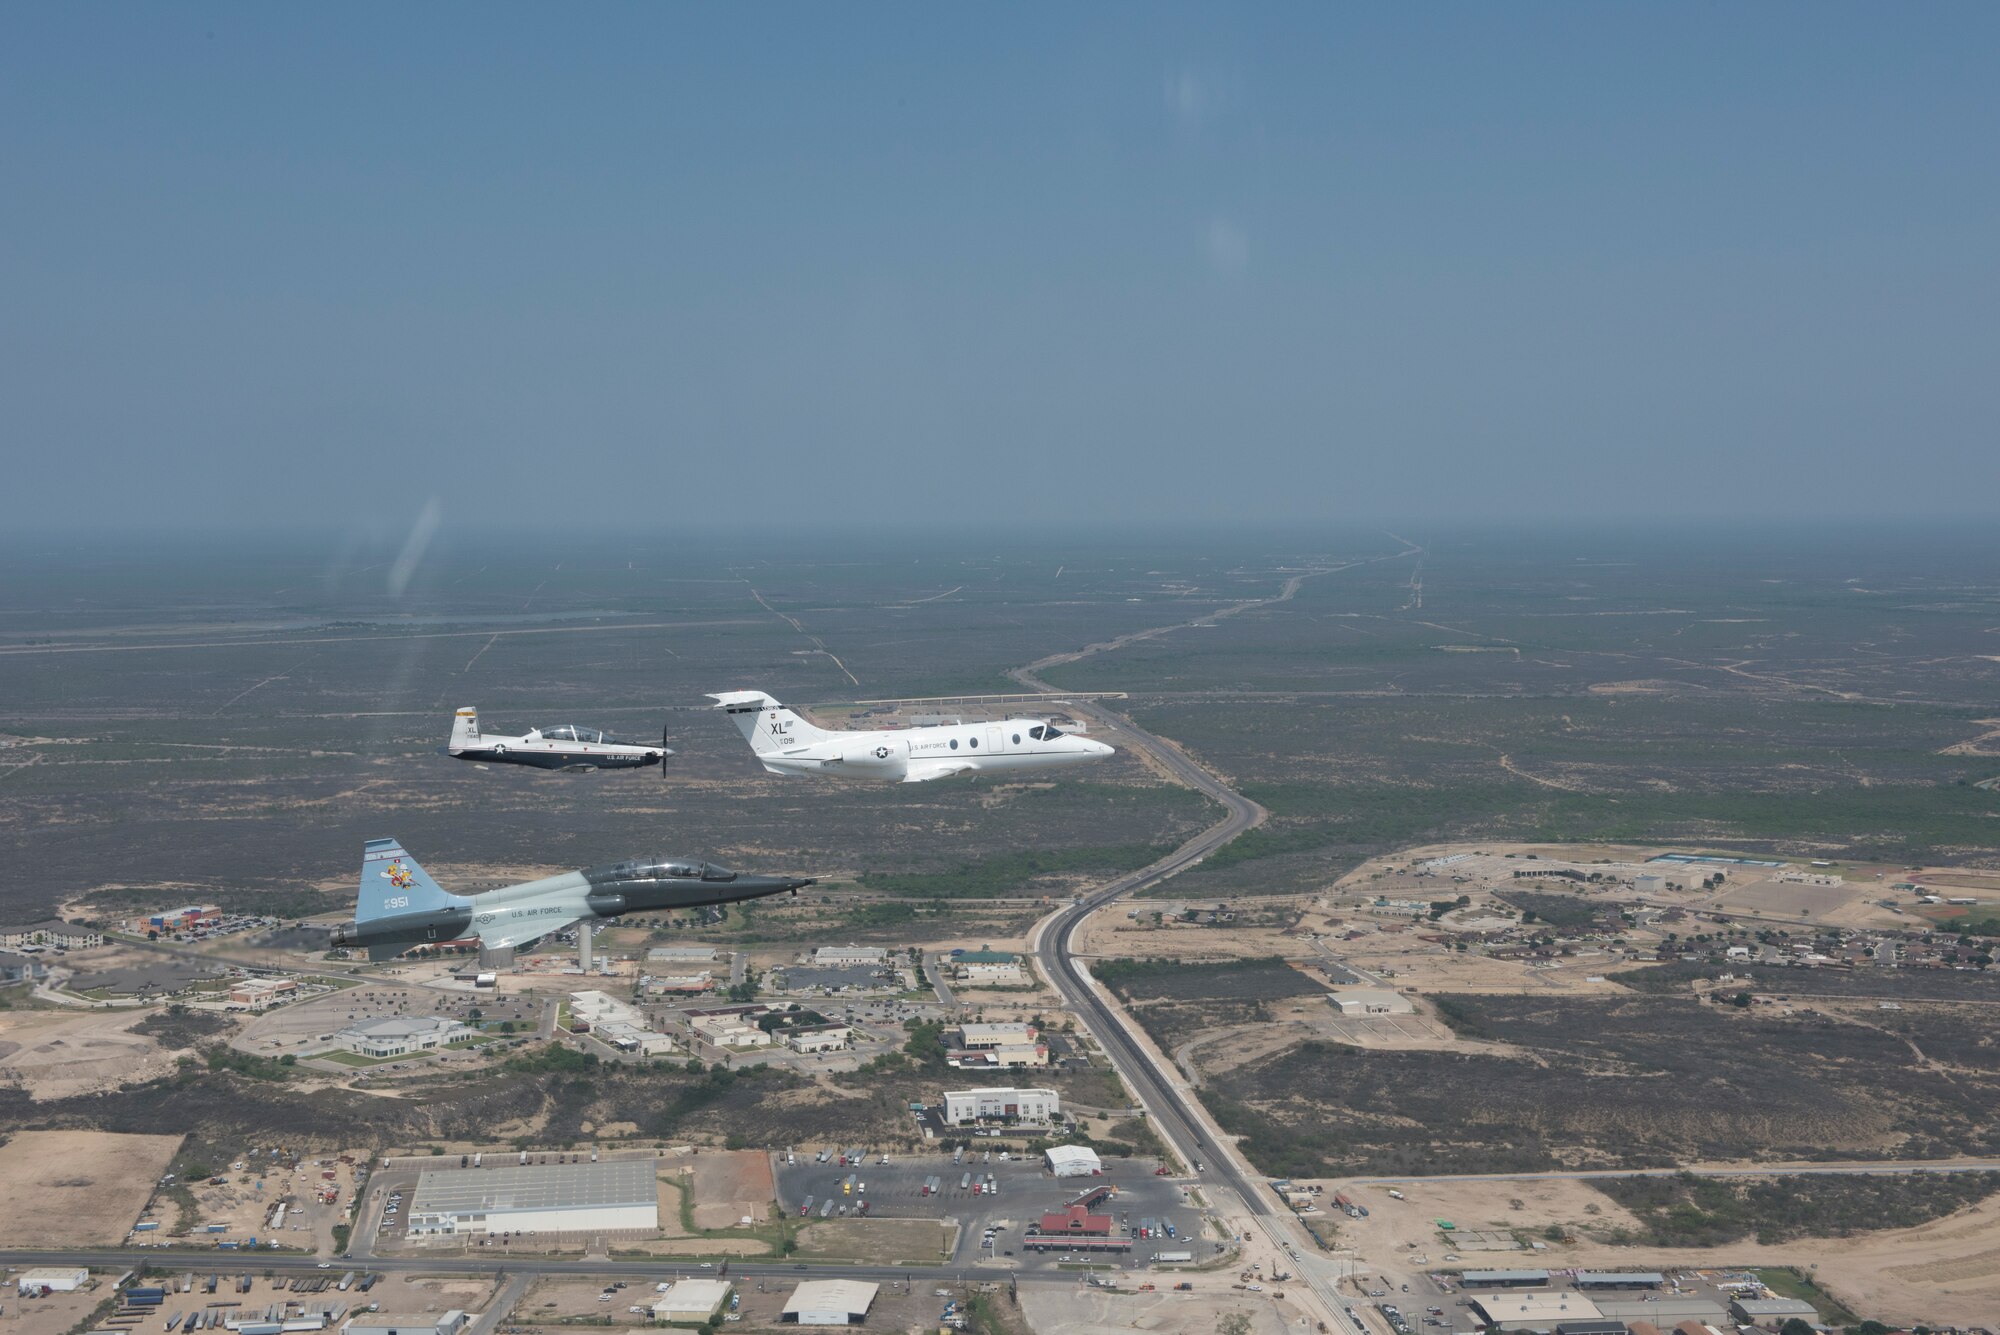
331, 838, 812, 960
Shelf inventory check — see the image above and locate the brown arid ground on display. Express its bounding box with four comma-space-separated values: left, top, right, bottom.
1068, 903, 1312, 962
0, 1129, 183, 1245
686, 1149, 776, 1228
0, 1007, 188, 1099
1021, 1281, 1299, 1335
792, 1217, 957, 1263
0, 1282, 105, 1335
1310, 1174, 2000, 1327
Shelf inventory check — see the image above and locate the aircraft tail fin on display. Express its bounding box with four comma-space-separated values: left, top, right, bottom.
709, 690, 834, 756
358, 838, 465, 923
449, 707, 481, 754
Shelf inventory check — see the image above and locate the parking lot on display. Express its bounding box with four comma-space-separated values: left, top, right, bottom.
773, 1149, 1209, 1270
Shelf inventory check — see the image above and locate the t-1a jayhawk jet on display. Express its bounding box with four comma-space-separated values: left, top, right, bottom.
709, 690, 1112, 783
447, 707, 669, 771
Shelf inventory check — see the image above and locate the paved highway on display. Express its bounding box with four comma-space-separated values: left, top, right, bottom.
1009, 560, 1421, 1335
0, 1248, 1078, 1289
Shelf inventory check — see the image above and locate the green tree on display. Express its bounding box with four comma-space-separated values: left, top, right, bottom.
1780, 1321, 1814, 1335
1217, 1315, 1253, 1335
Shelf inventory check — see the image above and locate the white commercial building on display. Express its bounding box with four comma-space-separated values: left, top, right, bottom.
17, 1268, 88, 1295
1329, 989, 1415, 1016
334, 1015, 468, 1059
786, 1025, 852, 1054
958, 1021, 1036, 1048
691, 1014, 772, 1048
956, 962, 1029, 985
781, 1279, 878, 1325
811, 946, 888, 967
1044, 1145, 1102, 1178
406, 1159, 659, 1237
596, 1020, 676, 1056
944, 1086, 1061, 1124
571, 990, 675, 1053
651, 1279, 733, 1322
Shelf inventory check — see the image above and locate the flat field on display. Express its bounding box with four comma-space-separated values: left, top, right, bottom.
0, 1129, 183, 1245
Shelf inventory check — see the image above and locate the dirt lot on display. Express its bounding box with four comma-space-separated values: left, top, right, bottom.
1021, 1281, 1297, 1335
0, 1007, 187, 1099
792, 1217, 956, 1263
686, 1150, 776, 1228
0, 1278, 107, 1335
0, 1130, 183, 1245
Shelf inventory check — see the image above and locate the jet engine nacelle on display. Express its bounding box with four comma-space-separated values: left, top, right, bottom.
838, 740, 907, 778
584, 891, 627, 917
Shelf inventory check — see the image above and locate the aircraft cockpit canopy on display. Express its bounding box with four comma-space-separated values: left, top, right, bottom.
589, 857, 737, 885
536, 725, 606, 744
1027, 724, 1066, 741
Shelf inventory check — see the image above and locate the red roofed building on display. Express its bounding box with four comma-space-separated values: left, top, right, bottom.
1037, 1205, 1113, 1236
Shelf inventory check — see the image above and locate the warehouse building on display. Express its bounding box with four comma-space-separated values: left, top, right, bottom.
1461, 1270, 1551, 1289
1470, 1292, 1605, 1331
781, 1279, 878, 1325
1329, 988, 1415, 1016
651, 1280, 732, 1323
16, 1268, 88, 1295
1593, 1298, 1729, 1326
342, 1313, 468, 1335
811, 946, 888, 967
943, 1086, 1061, 1124
406, 1158, 659, 1237
1730, 1296, 1819, 1324
1044, 1145, 1103, 1177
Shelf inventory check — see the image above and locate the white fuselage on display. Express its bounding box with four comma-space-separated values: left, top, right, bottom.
760, 717, 1111, 782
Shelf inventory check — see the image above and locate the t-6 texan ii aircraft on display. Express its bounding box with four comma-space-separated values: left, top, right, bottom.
330, 838, 812, 960
447, 707, 669, 771
709, 690, 1114, 783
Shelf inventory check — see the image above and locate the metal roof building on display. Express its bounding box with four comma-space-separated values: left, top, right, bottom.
1470, 1292, 1605, 1332
1594, 1298, 1729, 1325
1044, 1144, 1103, 1178
1461, 1269, 1552, 1288
1574, 1273, 1665, 1290
407, 1158, 658, 1237
781, 1279, 878, 1325
1730, 1297, 1820, 1323
652, 1280, 733, 1322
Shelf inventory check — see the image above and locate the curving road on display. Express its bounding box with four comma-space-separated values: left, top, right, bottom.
1008, 555, 1427, 1335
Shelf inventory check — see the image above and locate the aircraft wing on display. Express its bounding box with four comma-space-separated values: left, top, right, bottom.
901, 761, 975, 783
472, 913, 586, 952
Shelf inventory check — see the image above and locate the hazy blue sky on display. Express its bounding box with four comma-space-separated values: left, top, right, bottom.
4, 4, 1996, 534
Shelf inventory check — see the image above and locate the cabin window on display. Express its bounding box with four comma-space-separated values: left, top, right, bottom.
969, 737, 978, 748
1012, 733, 1021, 745
949, 738, 958, 749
